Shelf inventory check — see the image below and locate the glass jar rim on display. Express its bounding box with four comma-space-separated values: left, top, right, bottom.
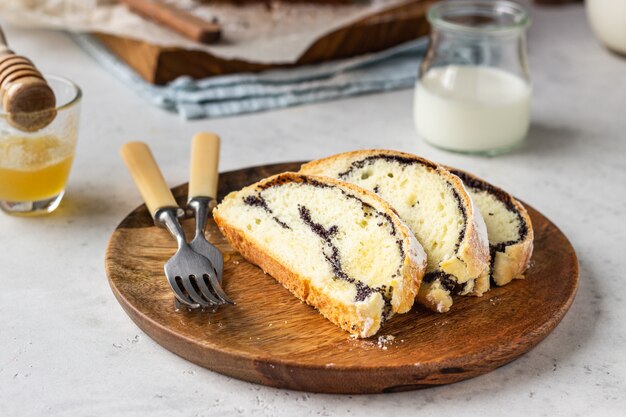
427, 0, 531, 35
0, 74, 82, 118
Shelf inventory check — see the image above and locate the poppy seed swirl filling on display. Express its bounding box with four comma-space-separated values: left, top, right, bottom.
337, 155, 471, 293
298, 205, 395, 318
242, 195, 291, 230
214, 172, 426, 337
243, 182, 405, 320
450, 170, 528, 245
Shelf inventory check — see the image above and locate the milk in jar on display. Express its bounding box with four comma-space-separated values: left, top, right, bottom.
415, 1, 532, 155
414, 65, 531, 153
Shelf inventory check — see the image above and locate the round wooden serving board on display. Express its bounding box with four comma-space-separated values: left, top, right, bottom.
105, 162, 579, 394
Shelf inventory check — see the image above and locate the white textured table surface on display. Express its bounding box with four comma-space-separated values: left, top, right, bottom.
1, 4, 625, 416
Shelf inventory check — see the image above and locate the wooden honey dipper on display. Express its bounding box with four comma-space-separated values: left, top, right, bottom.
0, 28, 56, 132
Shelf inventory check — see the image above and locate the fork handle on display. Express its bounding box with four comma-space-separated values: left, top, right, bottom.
189, 132, 220, 201
120, 141, 178, 217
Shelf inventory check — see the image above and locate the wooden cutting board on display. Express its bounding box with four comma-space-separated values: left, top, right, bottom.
95, 0, 436, 85
105, 162, 579, 394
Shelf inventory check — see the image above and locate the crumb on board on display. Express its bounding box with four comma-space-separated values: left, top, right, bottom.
377, 335, 395, 349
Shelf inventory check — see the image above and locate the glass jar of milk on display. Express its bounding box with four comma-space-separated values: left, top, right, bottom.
414, 1, 531, 155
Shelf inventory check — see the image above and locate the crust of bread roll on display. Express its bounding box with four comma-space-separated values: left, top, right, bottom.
437, 169, 490, 284
448, 168, 534, 287
493, 212, 534, 285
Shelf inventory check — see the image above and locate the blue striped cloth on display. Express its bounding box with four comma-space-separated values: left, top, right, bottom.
73, 34, 427, 119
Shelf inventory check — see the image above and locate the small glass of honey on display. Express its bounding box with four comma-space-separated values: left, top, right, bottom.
0, 75, 81, 215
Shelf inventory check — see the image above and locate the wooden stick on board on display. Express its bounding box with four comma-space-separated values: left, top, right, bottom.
119, 0, 221, 44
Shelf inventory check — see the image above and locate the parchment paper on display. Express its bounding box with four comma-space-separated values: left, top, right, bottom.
0, 0, 411, 63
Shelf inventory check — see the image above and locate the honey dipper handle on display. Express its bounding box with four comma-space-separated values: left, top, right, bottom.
189, 132, 220, 200
120, 141, 178, 217
0, 27, 13, 55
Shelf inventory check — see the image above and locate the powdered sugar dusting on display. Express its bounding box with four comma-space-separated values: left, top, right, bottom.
360, 317, 375, 338
465, 188, 490, 261
407, 228, 427, 271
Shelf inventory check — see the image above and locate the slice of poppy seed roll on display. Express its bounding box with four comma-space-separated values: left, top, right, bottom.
449, 169, 533, 287
300, 150, 490, 313
213, 172, 426, 338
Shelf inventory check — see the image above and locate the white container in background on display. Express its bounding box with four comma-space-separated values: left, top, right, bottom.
414, 65, 531, 153
586, 0, 626, 55
414, 1, 531, 156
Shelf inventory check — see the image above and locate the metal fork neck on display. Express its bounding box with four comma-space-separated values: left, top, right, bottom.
154, 207, 187, 247
187, 197, 216, 237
